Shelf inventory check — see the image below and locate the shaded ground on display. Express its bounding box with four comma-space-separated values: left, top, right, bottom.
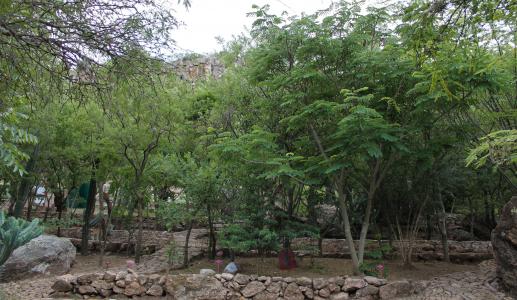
177, 256, 479, 281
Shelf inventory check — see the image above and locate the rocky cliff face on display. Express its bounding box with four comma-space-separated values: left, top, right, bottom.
171, 56, 224, 82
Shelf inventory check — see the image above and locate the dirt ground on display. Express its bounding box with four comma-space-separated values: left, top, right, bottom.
177, 256, 479, 281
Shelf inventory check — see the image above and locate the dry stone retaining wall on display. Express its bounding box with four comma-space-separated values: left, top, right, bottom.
57, 227, 493, 262
291, 238, 493, 262
51, 269, 402, 299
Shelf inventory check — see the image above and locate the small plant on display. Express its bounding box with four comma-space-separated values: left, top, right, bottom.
165, 238, 181, 274
0, 211, 43, 265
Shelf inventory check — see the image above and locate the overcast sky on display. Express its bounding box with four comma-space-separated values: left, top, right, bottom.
171, 0, 338, 54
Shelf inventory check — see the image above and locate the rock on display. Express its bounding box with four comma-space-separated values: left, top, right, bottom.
313, 278, 327, 289
221, 273, 234, 281
0, 235, 75, 282
330, 292, 349, 300
272, 276, 283, 282
51, 279, 73, 292
303, 288, 314, 299
115, 280, 126, 288
379, 280, 412, 299
124, 281, 145, 296
224, 262, 240, 274
234, 273, 251, 285
138, 274, 148, 285
343, 278, 366, 291
77, 285, 96, 295
284, 276, 295, 283
77, 274, 99, 285
113, 285, 125, 294
242, 281, 266, 298
103, 271, 116, 282
91, 280, 112, 290
146, 284, 164, 296
492, 196, 517, 297
99, 288, 112, 297
267, 281, 282, 294
296, 277, 312, 287
356, 285, 379, 297
329, 276, 345, 287
200, 268, 216, 276
165, 274, 228, 300
253, 290, 278, 300
328, 283, 338, 293
319, 288, 330, 297
56, 274, 77, 285
284, 282, 304, 300
363, 276, 387, 287
115, 271, 127, 281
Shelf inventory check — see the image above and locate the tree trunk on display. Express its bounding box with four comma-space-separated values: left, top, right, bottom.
358, 191, 374, 263
437, 190, 450, 262
335, 182, 360, 275
81, 165, 97, 256
183, 220, 194, 268
13, 145, 40, 218
134, 196, 144, 263
207, 204, 216, 259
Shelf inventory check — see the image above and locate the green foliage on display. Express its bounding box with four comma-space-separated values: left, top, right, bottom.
467, 130, 517, 169
0, 211, 43, 265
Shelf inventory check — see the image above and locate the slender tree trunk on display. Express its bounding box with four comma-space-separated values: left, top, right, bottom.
183, 219, 194, 268
437, 189, 450, 262
81, 164, 97, 256
43, 194, 51, 222
207, 204, 216, 259
13, 145, 40, 218
358, 191, 374, 263
335, 182, 360, 275
135, 196, 144, 263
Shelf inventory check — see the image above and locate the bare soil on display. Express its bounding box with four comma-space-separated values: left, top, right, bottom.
178, 256, 479, 281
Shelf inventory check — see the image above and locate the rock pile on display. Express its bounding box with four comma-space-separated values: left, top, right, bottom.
52, 269, 422, 299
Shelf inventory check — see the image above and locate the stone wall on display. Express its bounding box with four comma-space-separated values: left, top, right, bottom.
57, 228, 492, 262
291, 238, 493, 262
52, 269, 418, 299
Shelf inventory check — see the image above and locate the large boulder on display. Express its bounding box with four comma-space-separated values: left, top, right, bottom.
0, 235, 76, 282
492, 196, 517, 297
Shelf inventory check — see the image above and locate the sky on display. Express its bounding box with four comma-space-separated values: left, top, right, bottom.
171, 0, 337, 54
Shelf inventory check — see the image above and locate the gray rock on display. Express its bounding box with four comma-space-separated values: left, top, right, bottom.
379, 280, 412, 299
492, 196, 517, 298
313, 278, 327, 289
51, 279, 73, 292
253, 290, 278, 300
0, 235, 76, 282
77, 285, 97, 295
330, 292, 349, 300
296, 276, 312, 287
363, 276, 387, 287
319, 288, 330, 297
242, 281, 266, 298
146, 284, 164, 296
221, 273, 234, 281
284, 282, 304, 300
343, 277, 366, 292
356, 285, 379, 297
200, 268, 216, 276
234, 273, 251, 285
